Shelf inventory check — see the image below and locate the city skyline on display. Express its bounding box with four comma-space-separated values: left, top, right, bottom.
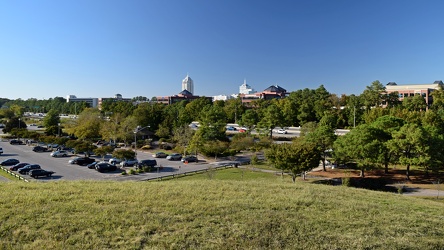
2, 0, 444, 100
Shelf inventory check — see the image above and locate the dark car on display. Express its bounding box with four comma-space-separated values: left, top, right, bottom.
29, 169, 55, 178
87, 161, 99, 169
69, 157, 95, 166
136, 159, 157, 168
1, 158, 20, 166
32, 146, 49, 152
166, 153, 182, 161
10, 162, 30, 171
18, 164, 41, 175
9, 139, 24, 145
95, 162, 117, 173
181, 155, 198, 163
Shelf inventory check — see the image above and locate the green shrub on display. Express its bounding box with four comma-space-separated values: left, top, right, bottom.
128, 169, 137, 175
342, 177, 351, 187
121, 171, 127, 175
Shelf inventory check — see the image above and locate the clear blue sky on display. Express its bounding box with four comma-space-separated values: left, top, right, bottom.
1, 0, 444, 100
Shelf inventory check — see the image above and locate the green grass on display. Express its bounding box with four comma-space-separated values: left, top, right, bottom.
175, 167, 290, 181
1, 180, 444, 249
0, 167, 22, 181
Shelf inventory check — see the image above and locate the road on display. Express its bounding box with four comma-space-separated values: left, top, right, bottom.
225, 124, 349, 138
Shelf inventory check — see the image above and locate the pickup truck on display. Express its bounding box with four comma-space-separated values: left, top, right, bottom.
29, 169, 55, 178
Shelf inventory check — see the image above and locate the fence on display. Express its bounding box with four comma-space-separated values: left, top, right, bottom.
144, 164, 234, 181
0, 166, 30, 182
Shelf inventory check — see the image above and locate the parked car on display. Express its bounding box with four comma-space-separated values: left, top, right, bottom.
87, 161, 100, 169
181, 155, 198, 163
50, 150, 69, 157
32, 146, 49, 152
120, 159, 138, 167
29, 169, 55, 178
9, 139, 24, 145
10, 162, 30, 171
69, 157, 95, 166
226, 126, 237, 131
1, 158, 20, 166
277, 129, 287, 134
0, 147, 3, 155
95, 162, 117, 173
166, 153, 182, 161
18, 164, 41, 175
152, 152, 168, 158
136, 159, 157, 168
109, 158, 122, 165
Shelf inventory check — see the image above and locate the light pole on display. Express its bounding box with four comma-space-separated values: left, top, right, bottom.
18, 118, 21, 140
58, 123, 61, 137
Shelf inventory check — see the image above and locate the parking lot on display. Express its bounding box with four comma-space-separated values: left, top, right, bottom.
0, 140, 216, 182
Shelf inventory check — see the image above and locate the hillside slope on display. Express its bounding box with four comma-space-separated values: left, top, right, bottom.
0, 180, 443, 249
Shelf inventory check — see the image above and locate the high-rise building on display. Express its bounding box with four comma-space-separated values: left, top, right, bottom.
239, 79, 256, 94
182, 74, 194, 95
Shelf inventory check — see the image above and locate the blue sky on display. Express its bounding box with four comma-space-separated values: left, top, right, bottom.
1, 0, 444, 100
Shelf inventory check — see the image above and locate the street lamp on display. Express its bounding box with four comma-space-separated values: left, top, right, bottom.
58, 123, 61, 137
18, 118, 21, 140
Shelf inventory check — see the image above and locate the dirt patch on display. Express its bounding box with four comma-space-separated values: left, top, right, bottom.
308, 167, 444, 188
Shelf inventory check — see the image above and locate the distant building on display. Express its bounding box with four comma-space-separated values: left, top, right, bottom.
156, 90, 211, 105
213, 95, 232, 101
182, 74, 194, 95
98, 94, 132, 110
66, 95, 98, 108
384, 80, 443, 108
239, 79, 256, 94
239, 84, 288, 104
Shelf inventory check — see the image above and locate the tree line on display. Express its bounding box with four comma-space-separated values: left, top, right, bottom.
3, 80, 444, 181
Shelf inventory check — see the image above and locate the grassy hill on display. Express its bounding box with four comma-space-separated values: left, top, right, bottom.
1, 180, 444, 249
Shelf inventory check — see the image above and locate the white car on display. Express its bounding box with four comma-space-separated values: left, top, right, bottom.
119, 159, 138, 167
50, 150, 69, 157
109, 158, 122, 165
277, 129, 287, 134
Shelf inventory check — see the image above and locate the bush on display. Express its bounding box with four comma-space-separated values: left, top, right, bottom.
128, 169, 137, 175
342, 177, 351, 187
121, 171, 127, 175
141, 145, 151, 150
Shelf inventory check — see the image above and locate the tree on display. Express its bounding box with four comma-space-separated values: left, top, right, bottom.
66, 140, 97, 157
94, 146, 115, 161
71, 108, 102, 140
223, 98, 245, 123
370, 115, 405, 174
388, 123, 429, 180
402, 95, 428, 112
305, 123, 337, 171
257, 103, 284, 138
3, 117, 27, 133
112, 149, 136, 160
230, 133, 255, 152
43, 109, 61, 136
265, 138, 321, 182
333, 124, 383, 177
360, 80, 385, 110
238, 109, 258, 132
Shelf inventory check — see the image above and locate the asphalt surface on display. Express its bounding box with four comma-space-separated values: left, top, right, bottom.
0, 138, 227, 182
